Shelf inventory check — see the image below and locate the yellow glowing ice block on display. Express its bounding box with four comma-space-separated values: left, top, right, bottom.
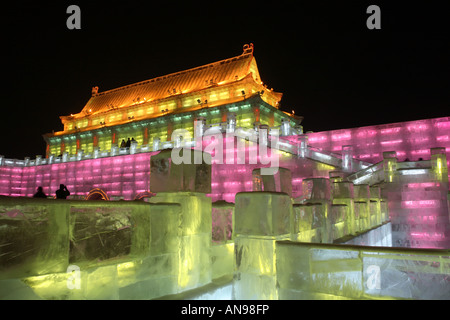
233, 192, 292, 300
150, 192, 212, 292
0, 197, 70, 280
332, 182, 356, 235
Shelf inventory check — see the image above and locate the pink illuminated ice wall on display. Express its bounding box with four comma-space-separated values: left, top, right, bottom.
0, 153, 154, 200
302, 116, 450, 167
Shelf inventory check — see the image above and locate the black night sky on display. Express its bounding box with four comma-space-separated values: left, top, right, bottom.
1, 1, 449, 160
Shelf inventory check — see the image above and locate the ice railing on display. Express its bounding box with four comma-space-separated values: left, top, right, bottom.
0, 127, 369, 173
276, 240, 450, 299
346, 159, 434, 185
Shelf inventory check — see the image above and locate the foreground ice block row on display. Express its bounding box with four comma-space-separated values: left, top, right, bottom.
150, 149, 211, 193
0, 195, 215, 299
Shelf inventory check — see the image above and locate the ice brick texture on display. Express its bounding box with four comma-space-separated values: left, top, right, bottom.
0, 153, 154, 200
233, 192, 292, 300
0, 197, 69, 280
150, 192, 212, 292
211, 200, 234, 244
1, 196, 215, 300
150, 149, 211, 193
276, 241, 450, 300
303, 116, 450, 167
384, 149, 450, 249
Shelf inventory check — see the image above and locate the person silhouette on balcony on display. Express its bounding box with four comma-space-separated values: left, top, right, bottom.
120, 139, 126, 148
126, 138, 131, 149
56, 184, 70, 199
33, 186, 47, 198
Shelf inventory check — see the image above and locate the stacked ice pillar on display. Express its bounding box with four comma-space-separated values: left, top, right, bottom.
149, 148, 212, 292
293, 178, 330, 243
233, 191, 292, 299
211, 200, 235, 280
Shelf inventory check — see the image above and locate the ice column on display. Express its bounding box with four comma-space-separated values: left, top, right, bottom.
226, 113, 236, 133
252, 167, 292, 197
149, 148, 212, 292
383, 151, 397, 183
298, 134, 308, 158
281, 119, 290, 136
194, 117, 206, 138
152, 138, 160, 151
332, 181, 356, 235
342, 145, 353, 172
293, 178, 330, 243
353, 184, 370, 232
233, 191, 292, 300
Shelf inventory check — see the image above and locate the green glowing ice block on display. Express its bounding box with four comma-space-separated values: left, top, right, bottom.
292, 203, 325, 243
301, 178, 331, 202
332, 182, 356, 235
234, 192, 292, 237
211, 242, 234, 280
233, 192, 292, 300
276, 241, 363, 299
329, 204, 349, 241
150, 192, 212, 292
0, 197, 70, 280
150, 149, 211, 193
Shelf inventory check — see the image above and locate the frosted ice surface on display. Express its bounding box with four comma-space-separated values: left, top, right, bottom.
234, 192, 291, 237
150, 149, 211, 193
252, 167, 292, 197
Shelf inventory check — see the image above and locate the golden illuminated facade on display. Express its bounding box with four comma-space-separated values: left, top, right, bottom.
44, 44, 302, 158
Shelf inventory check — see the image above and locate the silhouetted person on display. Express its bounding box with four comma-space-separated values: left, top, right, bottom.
126, 138, 131, 148
33, 186, 47, 198
56, 184, 70, 199
120, 139, 126, 148
131, 137, 136, 143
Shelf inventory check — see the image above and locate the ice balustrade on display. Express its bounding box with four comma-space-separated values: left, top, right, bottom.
233, 173, 391, 299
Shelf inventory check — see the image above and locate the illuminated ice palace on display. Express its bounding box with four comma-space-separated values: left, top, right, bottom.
1, 44, 449, 300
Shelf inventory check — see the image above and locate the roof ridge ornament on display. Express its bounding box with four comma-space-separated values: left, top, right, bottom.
243, 43, 254, 55
92, 86, 99, 96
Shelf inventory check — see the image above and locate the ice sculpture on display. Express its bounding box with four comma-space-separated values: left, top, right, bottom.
233, 191, 292, 299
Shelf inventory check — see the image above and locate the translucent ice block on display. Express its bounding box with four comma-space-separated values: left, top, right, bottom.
234, 192, 292, 237
292, 203, 327, 243
211, 200, 234, 244
332, 181, 354, 199
149, 192, 212, 236
301, 178, 331, 202
0, 197, 70, 280
150, 149, 211, 193
252, 167, 292, 197
149, 192, 212, 292
233, 237, 278, 300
